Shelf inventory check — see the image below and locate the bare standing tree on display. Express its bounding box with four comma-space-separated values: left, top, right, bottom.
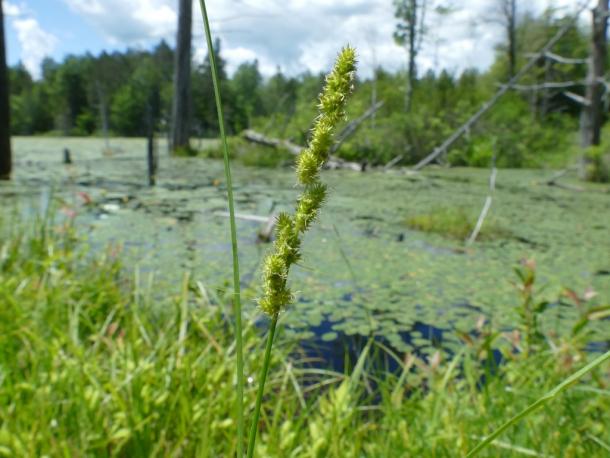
0, 0, 11, 180
394, 0, 427, 112
170, 0, 192, 153
484, 1, 518, 80
502, 0, 517, 79
580, 0, 608, 149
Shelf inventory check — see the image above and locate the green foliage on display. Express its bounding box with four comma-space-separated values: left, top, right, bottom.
583, 145, 610, 183
195, 137, 292, 167
231, 60, 264, 125
239, 144, 292, 168
172, 144, 200, 157
110, 83, 148, 136
513, 259, 548, 355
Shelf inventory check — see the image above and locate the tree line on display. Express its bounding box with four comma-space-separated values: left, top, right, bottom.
2, 3, 608, 171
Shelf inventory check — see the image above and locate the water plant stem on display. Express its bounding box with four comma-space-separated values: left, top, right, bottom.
247, 314, 278, 458
467, 349, 610, 457
197, 1, 245, 455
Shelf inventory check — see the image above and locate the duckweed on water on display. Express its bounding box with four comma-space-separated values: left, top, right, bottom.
3, 139, 610, 353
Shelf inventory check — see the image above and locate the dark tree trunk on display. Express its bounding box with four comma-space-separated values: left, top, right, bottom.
96, 80, 110, 152
146, 89, 158, 186
581, 0, 608, 149
405, 0, 417, 112
170, 0, 192, 153
0, 0, 11, 180
506, 0, 517, 79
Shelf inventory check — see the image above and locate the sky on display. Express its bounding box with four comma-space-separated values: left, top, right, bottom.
3, 0, 590, 80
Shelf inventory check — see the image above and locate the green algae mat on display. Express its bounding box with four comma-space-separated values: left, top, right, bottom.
3, 137, 609, 352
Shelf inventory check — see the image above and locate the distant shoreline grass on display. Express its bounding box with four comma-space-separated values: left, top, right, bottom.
405, 206, 511, 241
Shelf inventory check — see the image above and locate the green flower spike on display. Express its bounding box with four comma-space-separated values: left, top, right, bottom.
259, 46, 357, 317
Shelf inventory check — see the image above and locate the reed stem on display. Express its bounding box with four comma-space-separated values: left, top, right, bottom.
197, 1, 245, 455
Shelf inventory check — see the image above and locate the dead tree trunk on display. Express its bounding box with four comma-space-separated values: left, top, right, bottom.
170, 0, 192, 153
505, 0, 517, 79
241, 130, 365, 171
146, 106, 157, 186
580, 0, 608, 149
96, 81, 111, 152
405, 0, 417, 112
0, 0, 11, 180
394, 0, 425, 112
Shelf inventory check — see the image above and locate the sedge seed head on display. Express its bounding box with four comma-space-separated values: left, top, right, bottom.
258, 47, 356, 317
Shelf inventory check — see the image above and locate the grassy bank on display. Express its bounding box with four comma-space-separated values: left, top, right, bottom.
0, 215, 608, 456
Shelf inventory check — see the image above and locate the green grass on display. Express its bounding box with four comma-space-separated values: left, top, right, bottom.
406, 206, 510, 241
0, 215, 609, 456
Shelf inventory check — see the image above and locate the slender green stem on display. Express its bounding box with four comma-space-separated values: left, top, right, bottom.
197, 1, 245, 455
467, 349, 610, 457
247, 314, 278, 458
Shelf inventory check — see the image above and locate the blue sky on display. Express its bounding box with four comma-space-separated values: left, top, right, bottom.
5, 1, 104, 68
4, 0, 172, 77
3, 0, 586, 79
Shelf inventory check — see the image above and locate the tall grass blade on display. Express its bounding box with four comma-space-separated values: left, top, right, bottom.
587, 433, 610, 452
467, 349, 610, 457
197, 1, 245, 454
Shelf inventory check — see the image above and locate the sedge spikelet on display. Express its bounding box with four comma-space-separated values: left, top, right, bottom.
259, 46, 357, 317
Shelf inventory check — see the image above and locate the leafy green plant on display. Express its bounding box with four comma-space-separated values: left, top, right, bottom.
513, 259, 548, 356
582, 145, 610, 183
201, 137, 293, 167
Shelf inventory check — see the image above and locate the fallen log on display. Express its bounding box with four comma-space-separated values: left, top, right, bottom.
242, 129, 302, 155
542, 165, 584, 191
241, 130, 366, 172
383, 154, 403, 171
213, 211, 278, 243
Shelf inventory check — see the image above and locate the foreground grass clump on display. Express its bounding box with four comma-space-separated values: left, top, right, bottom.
0, 218, 609, 456
406, 206, 509, 241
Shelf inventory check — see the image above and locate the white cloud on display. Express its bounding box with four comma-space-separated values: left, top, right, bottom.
58, 0, 590, 78
3, 1, 22, 16
5, 1, 58, 78
12, 18, 58, 78
63, 0, 176, 44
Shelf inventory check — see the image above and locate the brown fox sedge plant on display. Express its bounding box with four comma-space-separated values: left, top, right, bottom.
249, 47, 356, 457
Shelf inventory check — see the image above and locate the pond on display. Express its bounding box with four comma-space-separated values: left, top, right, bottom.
2, 137, 609, 356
